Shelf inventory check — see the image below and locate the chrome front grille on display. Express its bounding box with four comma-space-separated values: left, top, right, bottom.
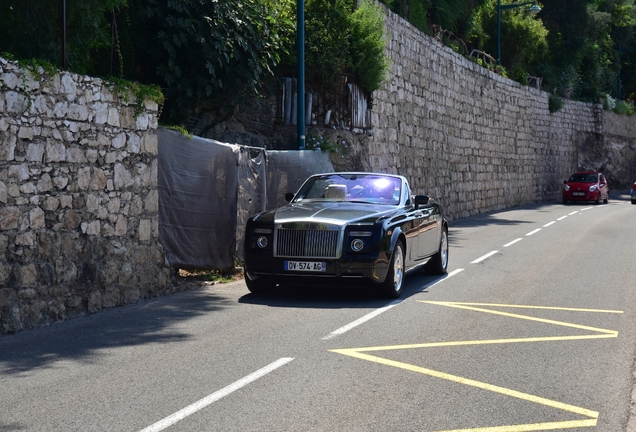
275, 228, 340, 259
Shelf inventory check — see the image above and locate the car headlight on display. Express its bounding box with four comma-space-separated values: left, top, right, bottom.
256, 236, 269, 248
351, 238, 364, 252
564, 184, 570, 191
589, 185, 597, 192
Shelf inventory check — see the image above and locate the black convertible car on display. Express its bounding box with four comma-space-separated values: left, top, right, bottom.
244, 172, 449, 298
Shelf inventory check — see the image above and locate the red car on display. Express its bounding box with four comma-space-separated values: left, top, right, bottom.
562, 172, 609, 204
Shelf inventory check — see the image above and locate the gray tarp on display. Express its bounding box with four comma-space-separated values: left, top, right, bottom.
265, 150, 335, 209
158, 128, 333, 269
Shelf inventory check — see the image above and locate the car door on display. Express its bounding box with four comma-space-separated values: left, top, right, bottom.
418, 204, 440, 258
599, 174, 609, 198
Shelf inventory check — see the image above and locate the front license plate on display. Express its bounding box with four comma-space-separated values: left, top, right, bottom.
284, 261, 326, 272
572, 192, 585, 196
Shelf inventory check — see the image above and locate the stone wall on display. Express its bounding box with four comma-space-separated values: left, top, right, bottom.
365, 9, 632, 219
0, 58, 173, 334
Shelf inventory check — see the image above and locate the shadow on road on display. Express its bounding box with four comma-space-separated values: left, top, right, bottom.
237, 271, 441, 309
0, 284, 232, 374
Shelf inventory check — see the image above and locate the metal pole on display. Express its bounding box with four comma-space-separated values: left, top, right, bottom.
62, 0, 67, 70
497, 0, 501, 65
297, 0, 305, 150
618, 44, 622, 100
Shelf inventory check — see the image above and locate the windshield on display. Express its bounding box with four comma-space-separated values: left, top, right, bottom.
293, 174, 402, 205
569, 173, 598, 183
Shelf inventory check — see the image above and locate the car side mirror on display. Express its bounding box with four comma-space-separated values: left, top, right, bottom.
563, 180, 568, 184
285, 192, 294, 202
414, 195, 430, 208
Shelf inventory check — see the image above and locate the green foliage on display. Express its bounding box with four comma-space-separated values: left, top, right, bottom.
128, 0, 294, 121
0, 0, 128, 74
164, 125, 193, 138
305, 129, 342, 153
604, 94, 636, 114
510, 65, 528, 85
548, 93, 564, 113
470, 0, 549, 72
105, 77, 164, 118
303, 0, 355, 87
286, 0, 389, 94
408, 0, 430, 33
538, 0, 636, 102
350, 1, 390, 92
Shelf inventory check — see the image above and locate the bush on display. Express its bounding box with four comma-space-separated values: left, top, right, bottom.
549, 93, 564, 113
350, 0, 390, 92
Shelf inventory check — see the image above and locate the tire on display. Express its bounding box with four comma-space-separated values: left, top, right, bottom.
632, 200, 636, 205
426, 227, 449, 275
245, 274, 273, 294
595, 194, 602, 205
378, 240, 405, 299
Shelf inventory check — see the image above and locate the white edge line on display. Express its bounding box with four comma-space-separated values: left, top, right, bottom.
139, 357, 295, 432
420, 268, 464, 292
503, 238, 522, 247
471, 250, 499, 264
321, 269, 465, 340
322, 301, 400, 340
543, 221, 556, 227
557, 215, 568, 220
526, 228, 541, 236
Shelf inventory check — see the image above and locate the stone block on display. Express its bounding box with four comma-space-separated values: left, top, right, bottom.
0, 206, 19, 230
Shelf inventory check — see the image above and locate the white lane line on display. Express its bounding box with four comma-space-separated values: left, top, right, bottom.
471, 250, 499, 264
322, 301, 401, 340
543, 221, 556, 227
139, 358, 294, 432
581, 207, 594, 211
420, 268, 464, 292
568, 211, 579, 216
322, 269, 464, 340
503, 238, 522, 247
557, 215, 568, 221
526, 228, 541, 236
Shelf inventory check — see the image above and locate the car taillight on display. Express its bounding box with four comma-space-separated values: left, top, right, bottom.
632, 182, 636, 190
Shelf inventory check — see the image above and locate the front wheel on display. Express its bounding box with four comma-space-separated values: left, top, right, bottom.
426, 227, 449, 275
378, 240, 405, 299
245, 274, 273, 294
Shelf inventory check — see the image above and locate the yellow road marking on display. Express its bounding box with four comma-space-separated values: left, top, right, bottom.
421, 301, 619, 336
330, 302, 623, 431
439, 419, 598, 431
423, 302, 623, 314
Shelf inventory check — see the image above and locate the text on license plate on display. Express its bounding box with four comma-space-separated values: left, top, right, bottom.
572, 192, 585, 196
284, 261, 326, 272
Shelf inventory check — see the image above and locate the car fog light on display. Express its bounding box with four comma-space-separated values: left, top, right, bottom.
351, 239, 364, 251
257, 236, 268, 248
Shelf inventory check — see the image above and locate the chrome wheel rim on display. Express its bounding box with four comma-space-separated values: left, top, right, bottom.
393, 245, 404, 291
440, 231, 448, 270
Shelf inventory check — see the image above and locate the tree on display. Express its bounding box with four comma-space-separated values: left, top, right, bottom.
470, 0, 549, 77
0, 0, 127, 74
124, 0, 294, 122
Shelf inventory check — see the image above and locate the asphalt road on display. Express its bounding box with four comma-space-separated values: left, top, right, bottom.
1, 192, 635, 432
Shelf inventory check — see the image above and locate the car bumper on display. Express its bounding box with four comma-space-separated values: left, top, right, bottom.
245, 252, 391, 287
563, 191, 599, 202
631, 190, 636, 202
